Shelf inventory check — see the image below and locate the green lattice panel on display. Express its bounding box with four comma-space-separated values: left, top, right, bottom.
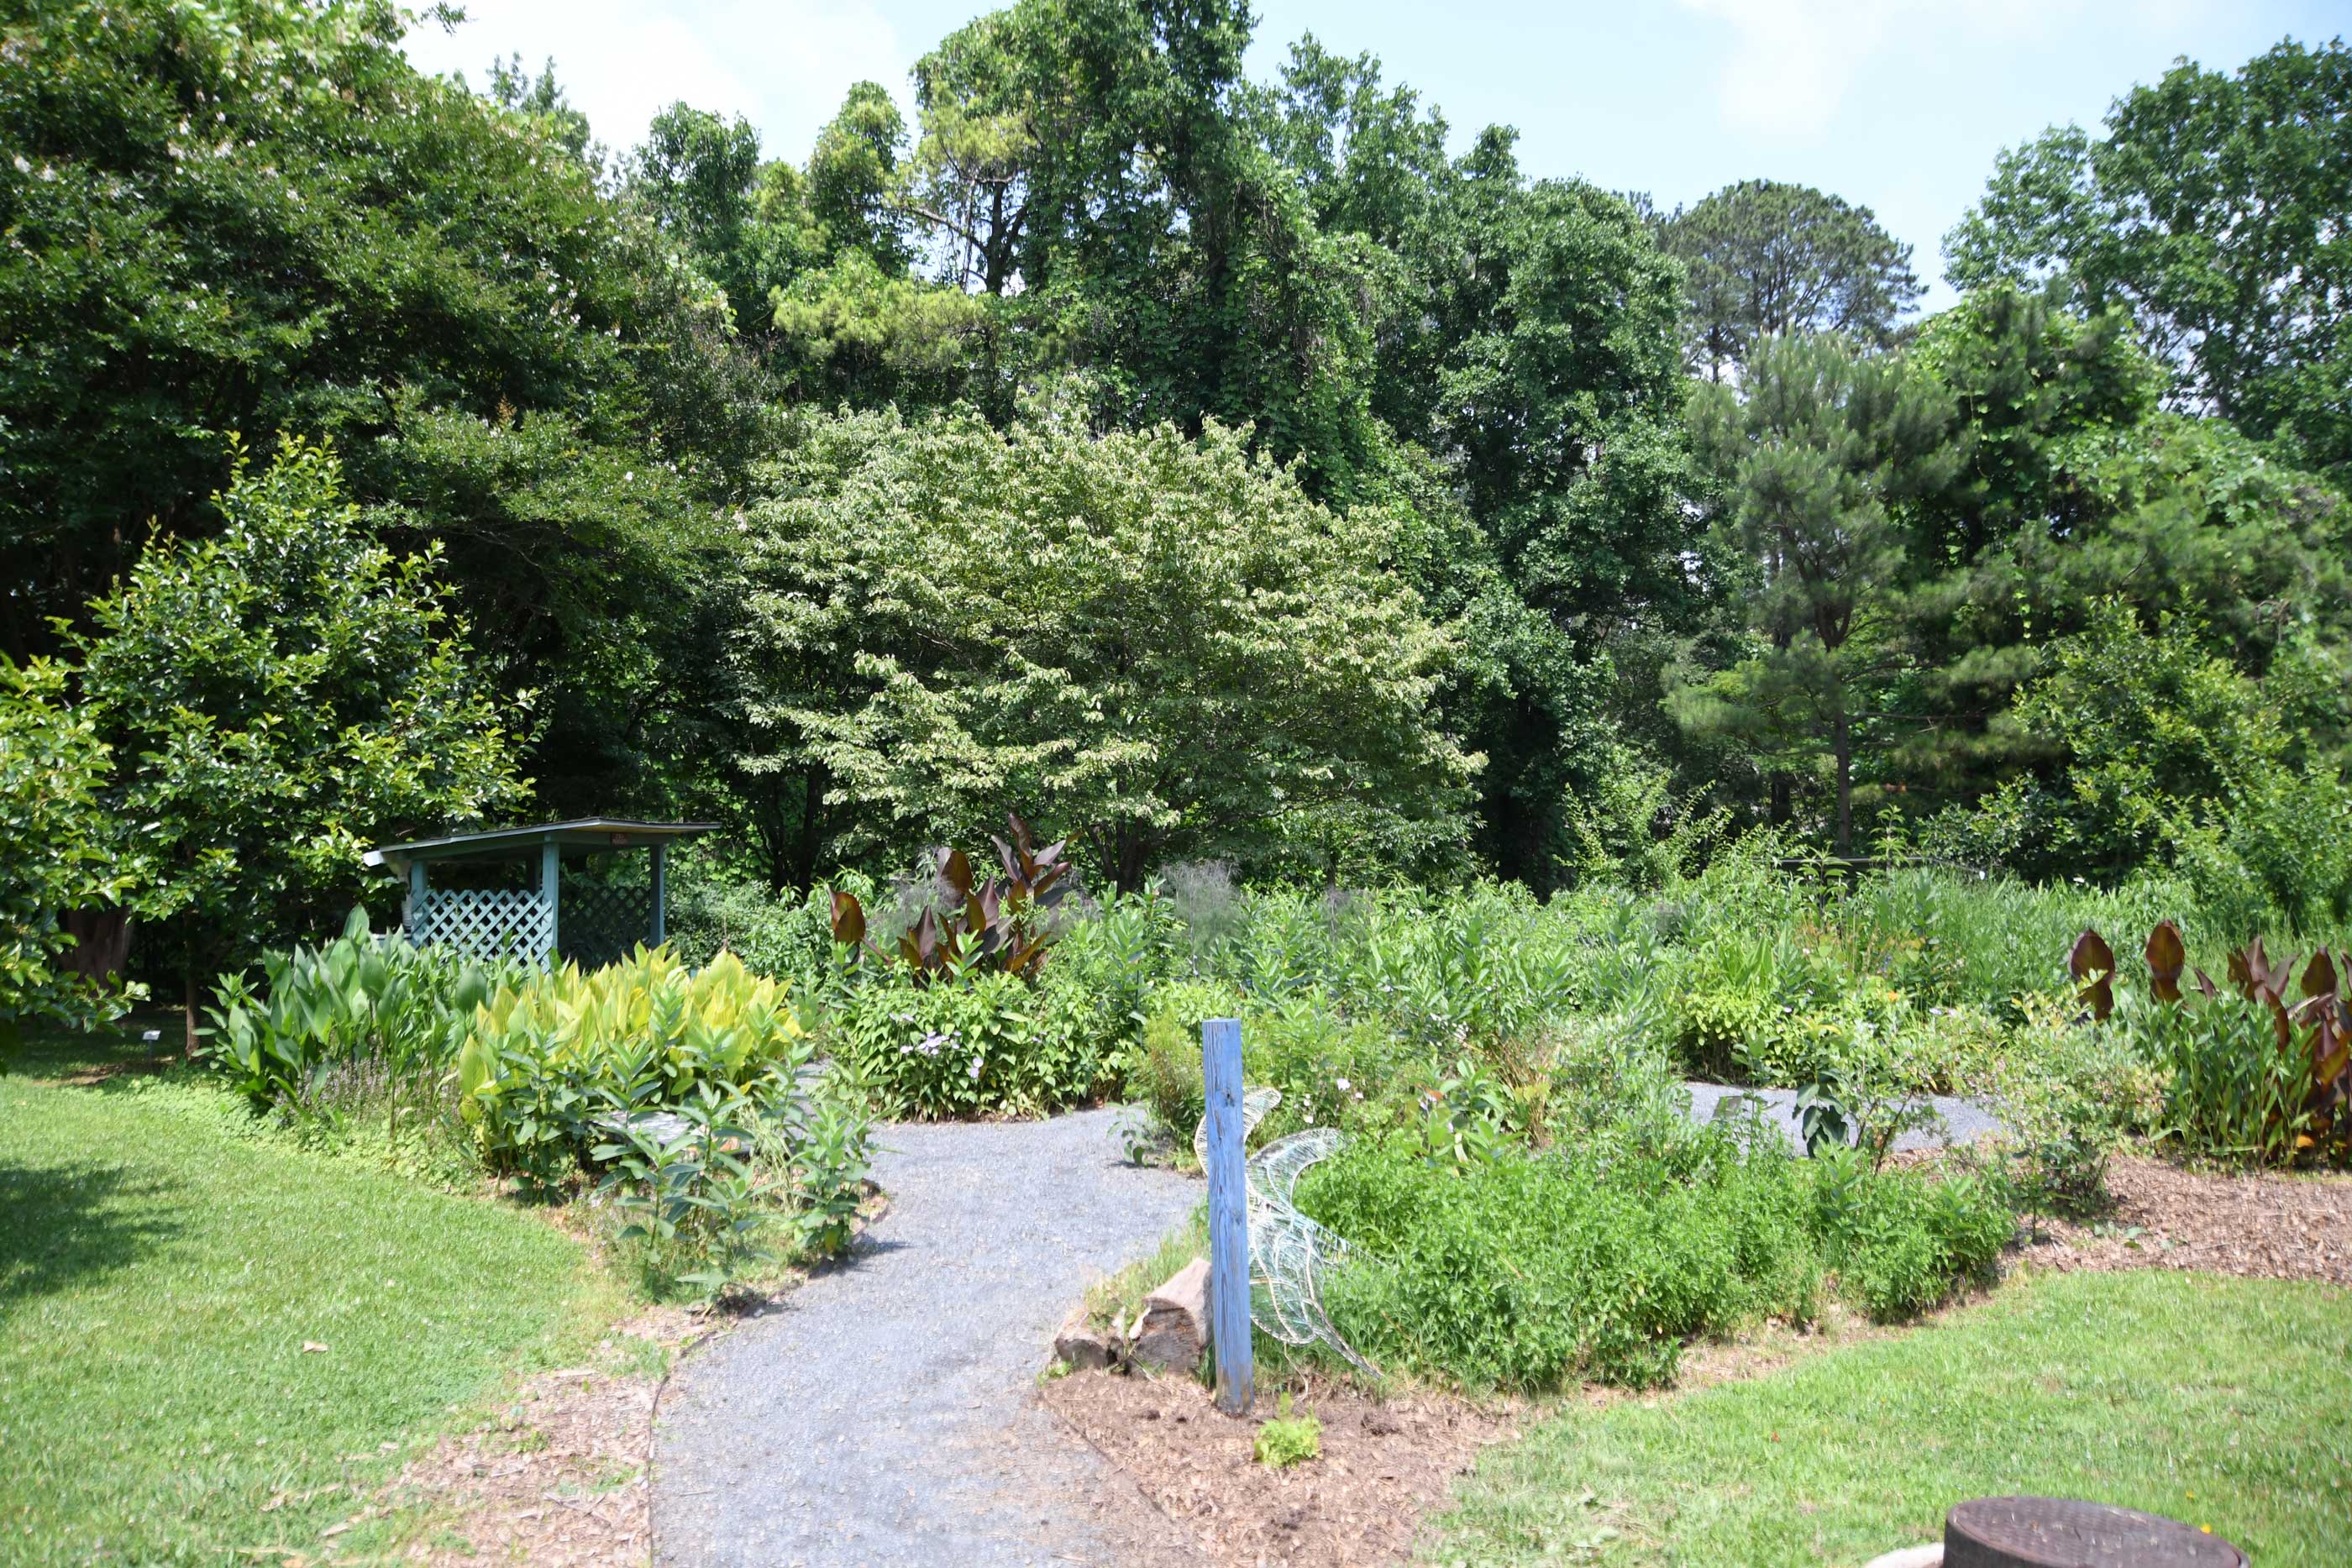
560, 884, 654, 970
408, 887, 554, 962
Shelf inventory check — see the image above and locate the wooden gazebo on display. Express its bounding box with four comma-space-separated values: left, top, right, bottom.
364, 820, 717, 968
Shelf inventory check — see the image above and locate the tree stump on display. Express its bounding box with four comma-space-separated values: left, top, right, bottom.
1127, 1256, 1211, 1373
1945, 1497, 2245, 1567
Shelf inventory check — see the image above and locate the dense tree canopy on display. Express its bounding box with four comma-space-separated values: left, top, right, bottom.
72, 439, 526, 1032
1948, 38, 2352, 480
2, 0, 2345, 925
1661, 181, 1923, 381
731, 411, 1476, 889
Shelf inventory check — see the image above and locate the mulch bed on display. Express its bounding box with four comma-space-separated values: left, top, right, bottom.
1040, 1368, 1517, 1566
1042, 1151, 2350, 1566
2019, 1152, 2352, 1286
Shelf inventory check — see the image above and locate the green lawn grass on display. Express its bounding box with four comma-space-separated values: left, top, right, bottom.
0, 1020, 622, 1565
1431, 1269, 2352, 1566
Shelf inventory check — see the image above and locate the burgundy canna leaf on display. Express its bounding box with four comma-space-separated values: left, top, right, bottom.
938, 847, 973, 901
830, 890, 867, 949
2145, 920, 2186, 1004
2069, 928, 2115, 1020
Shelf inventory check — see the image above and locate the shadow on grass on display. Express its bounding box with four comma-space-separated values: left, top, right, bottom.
0, 1159, 184, 1307
10, 1012, 190, 1085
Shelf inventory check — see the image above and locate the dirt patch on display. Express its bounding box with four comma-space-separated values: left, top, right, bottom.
2019, 1153, 2352, 1286
375, 1306, 704, 1566
1041, 1368, 1517, 1565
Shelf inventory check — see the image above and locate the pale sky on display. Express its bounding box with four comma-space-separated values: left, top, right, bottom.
402, 0, 2344, 311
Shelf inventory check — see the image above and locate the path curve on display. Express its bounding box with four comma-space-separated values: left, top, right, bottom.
654, 1087, 2000, 1566
653, 1108, 1200, 1568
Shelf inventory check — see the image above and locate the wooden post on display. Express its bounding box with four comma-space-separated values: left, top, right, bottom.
406, 860, 427, 941
649, 842, 668, 947
539, 840, 561, 963
1201, 1017, 1253, 1416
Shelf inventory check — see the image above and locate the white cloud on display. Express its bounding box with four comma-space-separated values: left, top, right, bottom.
1675, 0, 2155, 139
401, 0, 911, 163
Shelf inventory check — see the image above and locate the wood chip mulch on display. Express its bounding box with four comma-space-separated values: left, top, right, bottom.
1040, 1368, 1518, 1566
372, 1306, 704, 1567
2018, 1153, 2352, 1286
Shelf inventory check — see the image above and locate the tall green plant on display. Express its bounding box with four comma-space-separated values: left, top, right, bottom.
454, 947, 810, 1175
206, 909, 509, 1108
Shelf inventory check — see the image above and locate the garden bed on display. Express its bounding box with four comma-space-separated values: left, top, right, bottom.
2019, 1154, 2352, 1285
1041, 1369, 1517, 1565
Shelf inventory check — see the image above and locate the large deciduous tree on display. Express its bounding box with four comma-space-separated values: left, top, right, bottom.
0, 0, 764, 821
1946, 39, 2352, 480
731, 411, 1476, 889
0, 658, 130, 1045
73, 440, 527, 1045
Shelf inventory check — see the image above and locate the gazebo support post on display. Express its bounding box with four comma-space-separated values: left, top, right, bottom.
539, 840, 561, 962
649, 843, 668, 948
406, 860, 427, 939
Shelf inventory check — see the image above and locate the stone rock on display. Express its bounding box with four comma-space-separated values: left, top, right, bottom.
1861, 1547, 1943, 1568
1053, 1304, 1119, 1373
1127, 1256, 1211, 1373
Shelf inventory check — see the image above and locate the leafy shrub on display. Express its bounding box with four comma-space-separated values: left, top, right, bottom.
1809, 1150, 2013, 1321
1299, 1127, 1826, 1392
1970, 996, 2161, 1214
667, 868, 845, 985
1127, 983, 1223, 1148
1664, 927, 1850, 1082
454, 947, 808, 1174
593, 1068, 874, 1300
1540, 1010, 1686, 1146
828, 963, 1123, 1118
207, 908, 512, 1108
594, 1079, 771, 1298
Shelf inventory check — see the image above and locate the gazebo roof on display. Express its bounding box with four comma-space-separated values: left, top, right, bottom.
363, 819, 718, 873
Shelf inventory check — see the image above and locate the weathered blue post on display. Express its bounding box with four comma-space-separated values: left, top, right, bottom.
1201, 1017, 1253, 1416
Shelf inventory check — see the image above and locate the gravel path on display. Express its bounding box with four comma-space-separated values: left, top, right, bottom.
653, 1108, 1200, 1568
652, 1085, 2001, 1567
1683, 1081, 2003, 1151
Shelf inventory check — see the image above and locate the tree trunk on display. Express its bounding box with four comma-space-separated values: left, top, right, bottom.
789, 768, 825, 894
1769, 774, 1791, 828
1832, 707, 1854, 857
181, 935, 200, 1058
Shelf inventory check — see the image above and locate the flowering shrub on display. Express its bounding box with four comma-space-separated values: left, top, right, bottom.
827, 966, 1126, 1118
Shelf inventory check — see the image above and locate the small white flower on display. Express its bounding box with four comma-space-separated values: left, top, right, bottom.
1334, 1078, 1350, 1093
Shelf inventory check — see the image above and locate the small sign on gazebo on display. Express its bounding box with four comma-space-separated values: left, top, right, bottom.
363, 819, 716, 968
